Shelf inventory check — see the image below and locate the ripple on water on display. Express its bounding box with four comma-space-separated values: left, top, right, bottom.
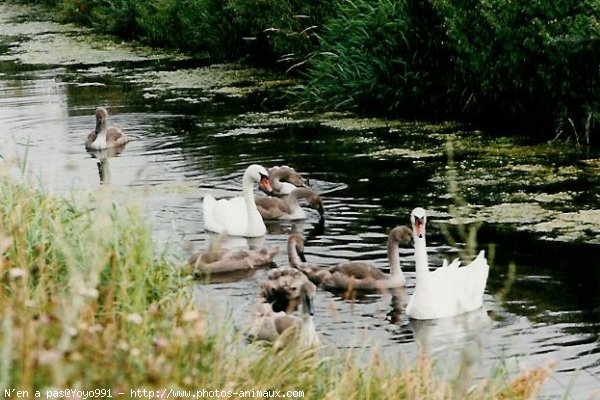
0, 11, 598, 398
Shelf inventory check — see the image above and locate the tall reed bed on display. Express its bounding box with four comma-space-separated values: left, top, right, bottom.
0, 166, 553, 398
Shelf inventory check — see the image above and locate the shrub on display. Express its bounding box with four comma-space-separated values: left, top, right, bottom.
22, 0, 332, 65
298, 0, 600, 140
296, 0, 451, 116
436, 0, 600, 141
134, 0, 236, 59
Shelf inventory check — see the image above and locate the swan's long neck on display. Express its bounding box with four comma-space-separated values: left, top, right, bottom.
299, 315, 318, 348
414, 233, 429, 279
387, 236, 405, 283
299, 292, 318, 347
285, 187, 310, 208
243, 173, 261, 231
287, 238, 304, 267
270, 176, 282, 192
90, 119, 108, 149
269, 169, 288, 192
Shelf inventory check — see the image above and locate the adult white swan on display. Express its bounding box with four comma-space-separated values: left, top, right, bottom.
203, 165, 273, 237
406, 207, 489, 320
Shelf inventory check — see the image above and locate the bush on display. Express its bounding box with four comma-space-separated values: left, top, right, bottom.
299, 0, 600, 140
23, 0, 332, 65
436, 0, 600, 141
133, 0, 235, 58
296, 0, 450, 116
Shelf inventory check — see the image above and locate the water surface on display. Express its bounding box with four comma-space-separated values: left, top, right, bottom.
1, 5, 599, 398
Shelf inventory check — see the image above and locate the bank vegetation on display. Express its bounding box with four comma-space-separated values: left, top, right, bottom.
13, 0, 600, 143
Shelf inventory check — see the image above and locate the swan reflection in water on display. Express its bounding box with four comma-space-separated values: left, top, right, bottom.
87, 144, 127, 184
409, 307, 493, 395
265, 217, 325, 238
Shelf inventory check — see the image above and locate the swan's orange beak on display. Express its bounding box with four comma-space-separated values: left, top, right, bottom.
259, 176, 273, 194
414, 218, 425, 238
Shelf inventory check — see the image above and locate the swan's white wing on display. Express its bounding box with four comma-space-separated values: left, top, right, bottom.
204, 195, 250, 236
409, 252, 489, 319
460, 251, 490, 304
203, 194, 218, 231
447, 257, 461, 269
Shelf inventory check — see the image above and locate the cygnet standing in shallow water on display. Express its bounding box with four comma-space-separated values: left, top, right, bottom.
85, 107, 129, 150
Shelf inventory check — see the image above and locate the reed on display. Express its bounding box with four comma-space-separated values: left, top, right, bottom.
294, 0, 449, 116
0, 165, 553, 398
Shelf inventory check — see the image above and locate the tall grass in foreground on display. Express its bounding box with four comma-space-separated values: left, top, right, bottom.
0, 164, 553, 398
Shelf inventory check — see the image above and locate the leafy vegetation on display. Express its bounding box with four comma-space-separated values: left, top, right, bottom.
7, 0, 600, 140
24, 0, 331, 66
298, 0, 600, 141
294, 0, 450, 116
435, 0, 600, 142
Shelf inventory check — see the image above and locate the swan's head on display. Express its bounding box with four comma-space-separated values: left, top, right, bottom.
245, 164, 273, 194
269, 166, 305, 186
300, 281, 317, 316
390, 225, 414, 247
95, 107, 108, 122
411, 207, 427, 239
308, 193, 325, 218
95, 107, 109, 133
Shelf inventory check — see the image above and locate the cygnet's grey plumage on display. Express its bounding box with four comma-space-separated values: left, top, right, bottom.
85, 107, 129, 150
289, 226, 412, 291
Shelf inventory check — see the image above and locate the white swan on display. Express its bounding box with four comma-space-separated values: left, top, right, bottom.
255, 187, 324, 220
203, 165, 273, 237
406, 207, 490, 320
290, 226, 412, 291
85, 107, 129, 150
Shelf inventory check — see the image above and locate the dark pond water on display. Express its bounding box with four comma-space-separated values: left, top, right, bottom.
1, 5, 599, 398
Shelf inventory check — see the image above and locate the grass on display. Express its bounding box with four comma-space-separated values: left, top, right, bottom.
0, 160, 554, 398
